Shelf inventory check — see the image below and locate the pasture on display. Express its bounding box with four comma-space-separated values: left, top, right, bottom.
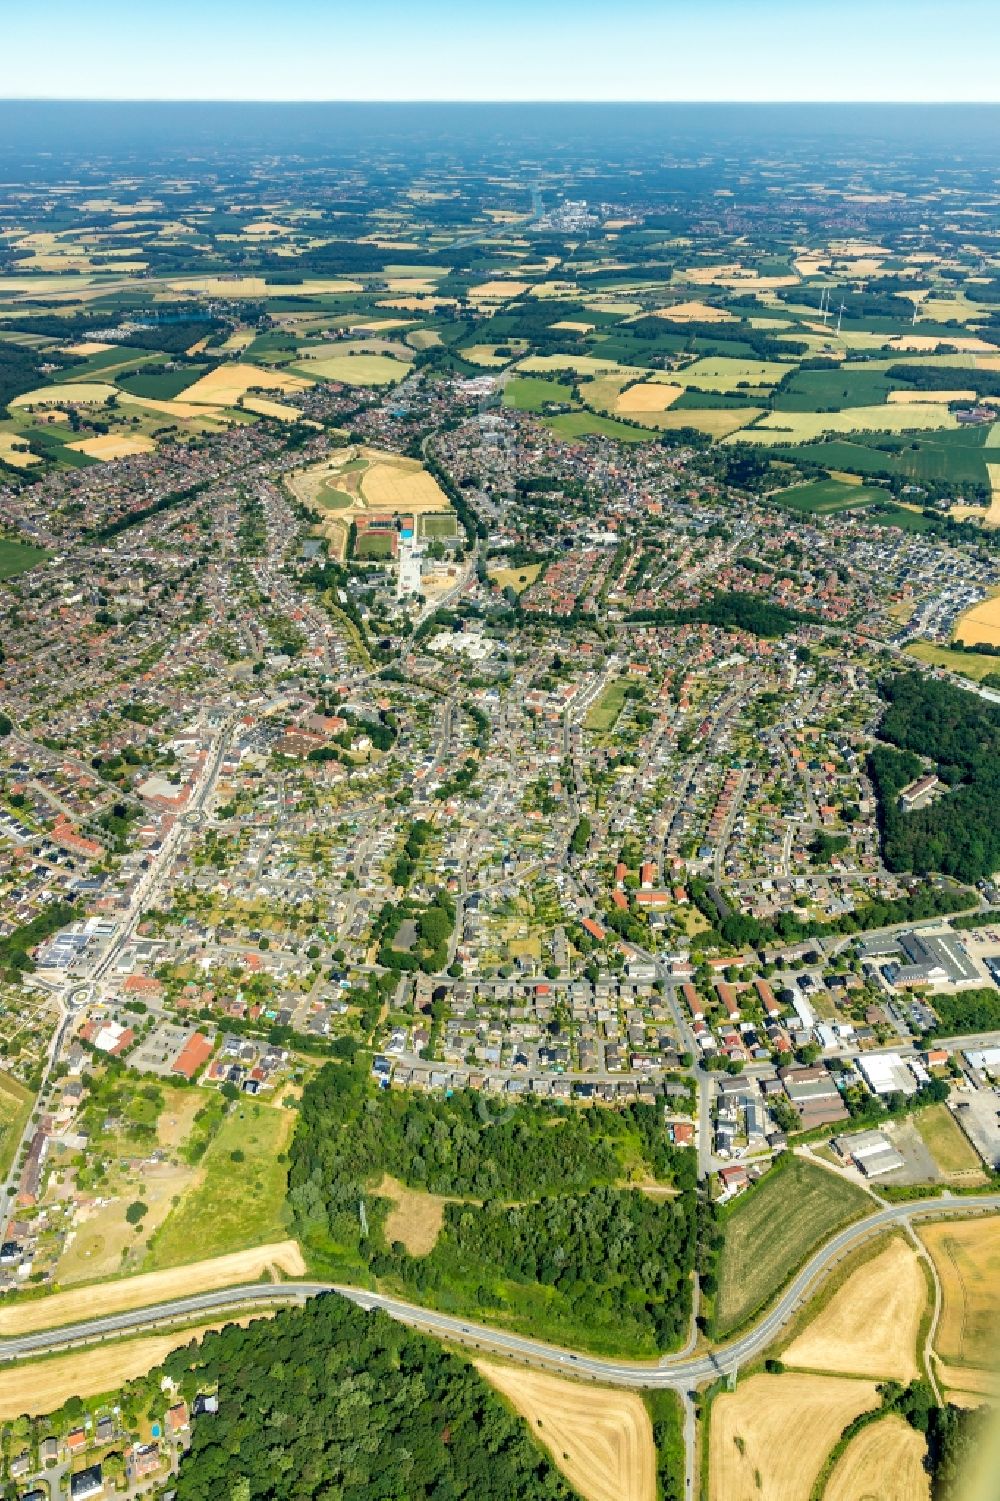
503, 375, 576, 412
709, 1373, 879, 1501
714, 1157, 869, 1337
0, 536, 48, 580
476, 1361, 656, 1501
780, 1235, 925, 1381
825, 1416, 929, 1501
146, 1099, 293, 1269
919, 1215, 1000, 1369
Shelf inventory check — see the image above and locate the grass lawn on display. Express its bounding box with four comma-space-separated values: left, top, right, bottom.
356, 532, 395, 559
502, 375, 576, 413
145, 1100, 293, 1270
0, 1070, 32, 1178
0, 537, 49, 580
913, 1104, 985, 1178
585, 678, 630, 732
544, 411, 657, 444
420, 513, 459, 537
714, 1157, 870, 1338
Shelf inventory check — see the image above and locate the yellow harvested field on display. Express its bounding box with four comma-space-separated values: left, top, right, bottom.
660, 407, 762, 438
0, 1241, 305, 1336
935, 1362, 1000, 1403
407, 328, 442, 350
887, 334, 998, 354
781, 1237, 925, 1381
242, 396, 320, 426
653, 300, 734, 323
11, 382, 118, 408
177, 362, 311, 406
550, 320, 595, 333
362, 455, 449, 510
685, 264, 799, 289
919, 1216, 1000, 1367
469, 280, 530, 301
709, 1374, 880, 1501
825, 1416, 929, 1501
221, 329, 255, 351
887, 388, 977, 404
377, 1174, 448, 1256
349, 318, 415, 333
67, 433, 157, 461
461, 345, 514, 367
60, 340, 115, 356
476, 1361, 655, 1501
385, 278, 439, 294
377, 296, 458, 312
954, 585, 1000, 649
616, 382, 684, 413
0, 1315, 270, 1419
0, 432, 39, 468
168, 276, 361, 296
119, 395, 232, 422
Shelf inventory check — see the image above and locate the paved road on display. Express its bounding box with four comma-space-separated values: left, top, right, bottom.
4, 1194, 998, 1386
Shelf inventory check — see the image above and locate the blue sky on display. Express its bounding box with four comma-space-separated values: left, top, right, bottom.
3, 0, 998, 101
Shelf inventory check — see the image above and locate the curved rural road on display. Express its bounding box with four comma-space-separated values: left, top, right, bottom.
3, 1194, 998, 1387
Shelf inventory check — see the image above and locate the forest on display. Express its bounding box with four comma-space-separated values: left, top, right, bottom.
167, 1296, 578, 1500
288, 1063, 696, 1354
869, 673, 1000, 883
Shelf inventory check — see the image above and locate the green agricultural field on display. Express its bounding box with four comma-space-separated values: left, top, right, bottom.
117, 366, 208, 400
145, 1099, 293, 1269
0, 536, 49, 580
502, 375, 576, 412
904, 641, 1000, 681
0, 1070, 32, 1178
714, 1156, 869, 1338
772, 365, 896, 411
674, 355, 792, 391
772, 479, 882, 515
544, 411, 657, 444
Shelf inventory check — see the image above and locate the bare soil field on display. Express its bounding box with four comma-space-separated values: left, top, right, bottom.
0, 1314, 271, 1419
919, 1216, 1000, 1368
377, 1174, 448, 1256
709, 1373, 880, 1501
0, 1241, 305, 1336
781, 1237, 925, 1381
476, 1360, 655, 1501
825, 1415, 930, 1501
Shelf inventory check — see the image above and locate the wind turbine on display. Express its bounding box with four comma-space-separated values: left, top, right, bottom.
819, 287, 830, 324
836, 300, 846, 337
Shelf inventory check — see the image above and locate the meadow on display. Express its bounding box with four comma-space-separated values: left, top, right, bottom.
714, 1157, 869, 1336
0, 536, 49, 580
